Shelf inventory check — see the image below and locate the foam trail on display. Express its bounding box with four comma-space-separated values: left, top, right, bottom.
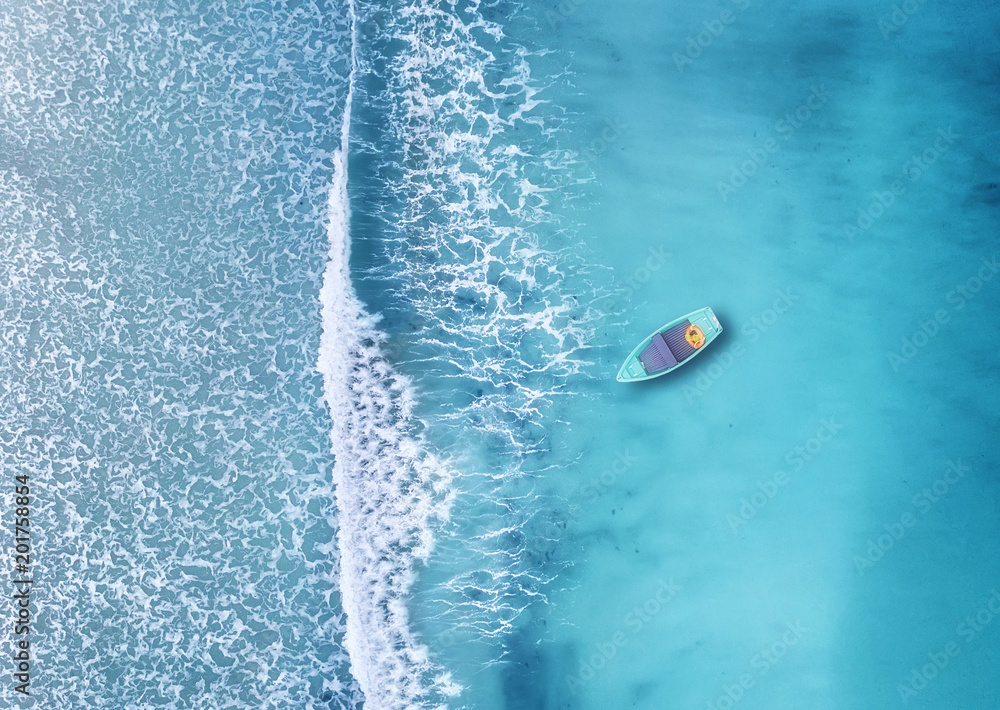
317, 4, 457, 707
345, 0, 611, 658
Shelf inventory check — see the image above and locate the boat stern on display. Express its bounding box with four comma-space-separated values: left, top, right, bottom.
708, 307, 722, 333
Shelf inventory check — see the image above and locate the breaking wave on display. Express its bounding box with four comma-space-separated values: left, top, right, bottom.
320, 1, 607, 705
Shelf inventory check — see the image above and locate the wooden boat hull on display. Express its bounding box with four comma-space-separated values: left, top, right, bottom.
616, 307, 723, 383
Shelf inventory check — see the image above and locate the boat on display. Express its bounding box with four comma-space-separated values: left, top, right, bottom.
616, 307, 723, 383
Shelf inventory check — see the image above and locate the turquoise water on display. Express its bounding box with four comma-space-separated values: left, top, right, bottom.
2, 0, 998, 708
483, 2, 1000, 708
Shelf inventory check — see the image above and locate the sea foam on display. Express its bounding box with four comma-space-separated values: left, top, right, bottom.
317, 7, 457, 707
346, 0, 604, 657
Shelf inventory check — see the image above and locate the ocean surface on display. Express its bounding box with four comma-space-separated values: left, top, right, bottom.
1, 0, 998, 709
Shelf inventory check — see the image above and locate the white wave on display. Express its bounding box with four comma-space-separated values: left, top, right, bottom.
361, 0, 601, 423
0, 2, 365, 708
317, 5, 457, 707
347, 0, 607, 657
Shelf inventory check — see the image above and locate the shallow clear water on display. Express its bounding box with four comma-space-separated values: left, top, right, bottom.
2, 0, 998, 708
481, 2, 1000, 708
